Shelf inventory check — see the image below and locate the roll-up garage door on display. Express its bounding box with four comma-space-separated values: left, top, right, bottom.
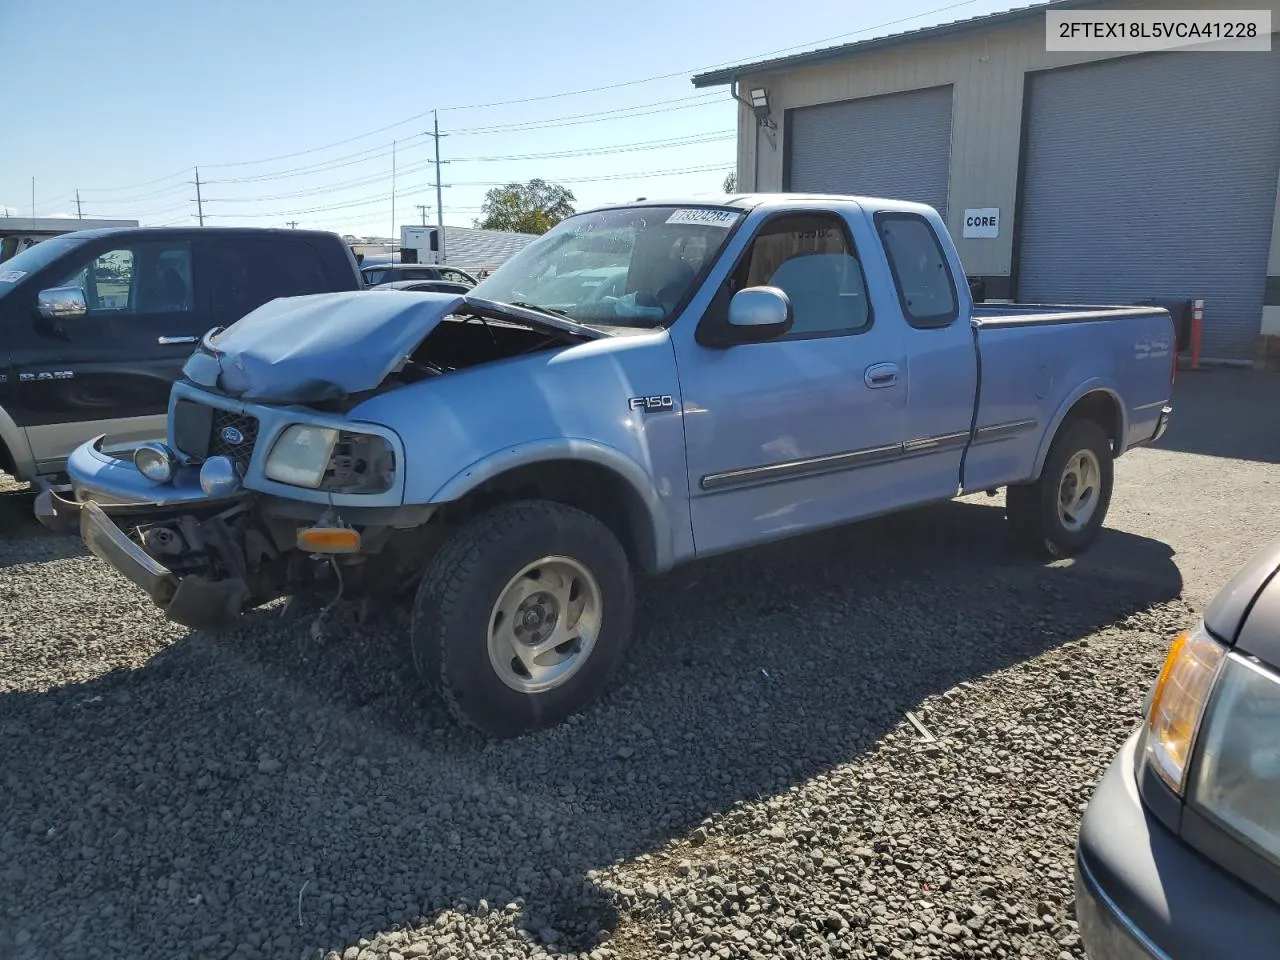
786, 85, 954, 219
1016, 49, 1280, 361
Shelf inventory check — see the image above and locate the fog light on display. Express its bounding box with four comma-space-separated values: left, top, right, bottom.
199, 456, 243, 498
133, 442, 177, 483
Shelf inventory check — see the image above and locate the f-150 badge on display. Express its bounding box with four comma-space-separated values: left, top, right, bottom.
629, 395, 675, 413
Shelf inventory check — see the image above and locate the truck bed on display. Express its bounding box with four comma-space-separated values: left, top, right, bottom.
960, 300, 1175, 496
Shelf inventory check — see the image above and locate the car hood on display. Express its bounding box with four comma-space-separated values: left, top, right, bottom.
1204, 533, 1280, 645
181, 290, 599, 403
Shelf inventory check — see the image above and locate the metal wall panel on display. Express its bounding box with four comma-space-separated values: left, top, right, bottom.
786, 85, 954, 219
1017, 49, 1280, 360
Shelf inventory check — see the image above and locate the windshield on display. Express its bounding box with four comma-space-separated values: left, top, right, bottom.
470, 205, 742, 327
0, 236, 86, 293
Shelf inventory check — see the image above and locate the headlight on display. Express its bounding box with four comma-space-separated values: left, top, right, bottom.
264, 425, 395, 493
1143, 622, 1227, 794
1187, 655, 1280, 862
264, 425, 338, 488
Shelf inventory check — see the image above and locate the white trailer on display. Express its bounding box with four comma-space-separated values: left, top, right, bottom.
0, 216, 140, 262
400, 225, 539, 275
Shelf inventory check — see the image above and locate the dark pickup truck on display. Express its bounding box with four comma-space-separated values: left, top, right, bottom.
0, 227, 362, 486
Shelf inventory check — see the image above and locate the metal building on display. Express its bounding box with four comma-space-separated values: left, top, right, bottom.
693, 0, 1280, 366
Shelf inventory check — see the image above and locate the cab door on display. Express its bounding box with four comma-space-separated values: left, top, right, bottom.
12, 235, 212, 469
672, 208, 910, 556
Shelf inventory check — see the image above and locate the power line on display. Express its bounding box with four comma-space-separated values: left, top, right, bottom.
199, 132, 733, 204
200, 162, 731, 220
447, 94, 724, 136
201, 94, 719, 186
76, 166, 192, 193
205, 136, 432, 185
435, 0, 986, 112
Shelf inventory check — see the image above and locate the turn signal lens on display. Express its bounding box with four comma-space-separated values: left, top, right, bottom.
296, 527, 361, 554
1145, 624, 1227, 794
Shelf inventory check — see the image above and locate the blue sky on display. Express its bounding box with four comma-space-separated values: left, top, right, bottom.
2, 0, 1038, 238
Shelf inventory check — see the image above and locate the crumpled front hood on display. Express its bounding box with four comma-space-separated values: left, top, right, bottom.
183, 290, 467, 403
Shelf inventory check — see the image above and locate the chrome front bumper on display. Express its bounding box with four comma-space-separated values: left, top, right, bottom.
34, 434, 244, 534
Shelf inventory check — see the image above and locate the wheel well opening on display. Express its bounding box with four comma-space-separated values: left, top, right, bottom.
0, 440, 15, 478
437, 460, 656, 573
1066, 391, 1121, 451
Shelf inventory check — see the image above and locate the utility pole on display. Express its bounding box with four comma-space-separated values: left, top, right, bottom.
431, 110, 447, 262
286, 220, 298, 229
193, 167, 205, 226
415, 204, 429, 226
391, 139, 396, 244
75, 189, 83, 219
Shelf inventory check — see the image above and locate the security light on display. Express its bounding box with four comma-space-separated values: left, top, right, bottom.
749, 87, 769, 109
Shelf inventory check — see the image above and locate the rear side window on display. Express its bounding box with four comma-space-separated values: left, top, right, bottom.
876, 213, 958, 328
211, 238, 330, 322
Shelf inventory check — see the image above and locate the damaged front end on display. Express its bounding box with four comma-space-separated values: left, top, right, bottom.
52, 438, 437, 632
41, 289, 599, 630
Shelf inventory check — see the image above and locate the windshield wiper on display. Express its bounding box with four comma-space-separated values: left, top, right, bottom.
506, 300, 572, 318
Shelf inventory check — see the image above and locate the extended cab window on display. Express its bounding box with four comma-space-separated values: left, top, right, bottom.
876, 214, 958, 328
212, 238, 329, 321
56, 240, 194, 315
739, 213, 869, 337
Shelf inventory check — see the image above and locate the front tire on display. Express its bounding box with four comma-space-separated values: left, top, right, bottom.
410, 500, 635, 737
1006, 418, 1114, 560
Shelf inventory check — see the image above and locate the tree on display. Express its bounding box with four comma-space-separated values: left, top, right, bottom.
722, 171, 738, 193
475, 179, 576, 234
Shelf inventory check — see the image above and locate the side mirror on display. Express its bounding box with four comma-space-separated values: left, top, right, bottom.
37, 286, 88, 320
725, 286, 793, 343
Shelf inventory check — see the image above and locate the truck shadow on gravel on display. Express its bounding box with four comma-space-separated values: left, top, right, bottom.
0, 499, 1182, 960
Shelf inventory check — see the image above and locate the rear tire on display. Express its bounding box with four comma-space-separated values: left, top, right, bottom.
410, 500, 635, 738
1006, 418, 1114, 560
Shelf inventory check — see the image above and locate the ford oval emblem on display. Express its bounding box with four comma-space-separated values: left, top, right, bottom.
220, 425, 245, 446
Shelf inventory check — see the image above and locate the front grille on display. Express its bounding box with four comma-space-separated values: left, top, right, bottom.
172, 399, 259, 470
208, 410, 260, 470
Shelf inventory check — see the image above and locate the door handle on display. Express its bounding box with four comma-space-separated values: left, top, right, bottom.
157, 335, 198, 345
864, 362, 900, 388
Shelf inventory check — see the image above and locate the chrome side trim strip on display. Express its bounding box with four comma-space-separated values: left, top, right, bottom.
1134, 399, 1170, 412
699, 418, 1038, 493
700, 442, 902, 492
903, 430, 970, 454
973, 418, 1038, 445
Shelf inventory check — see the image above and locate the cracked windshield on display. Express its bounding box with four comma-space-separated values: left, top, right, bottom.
2, 2, 1277, 960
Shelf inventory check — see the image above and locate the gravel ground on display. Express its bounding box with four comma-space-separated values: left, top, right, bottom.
2, 368, 1279, 960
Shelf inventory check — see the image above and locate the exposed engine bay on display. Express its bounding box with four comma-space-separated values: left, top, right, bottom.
388, 313, 571, 386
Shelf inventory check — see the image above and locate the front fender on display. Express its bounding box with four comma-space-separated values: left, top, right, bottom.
428, 437, 675, 574
1032, 379, 1128, 479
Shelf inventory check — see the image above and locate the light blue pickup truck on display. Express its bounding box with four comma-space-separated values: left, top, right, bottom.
40, 194, 1175, 736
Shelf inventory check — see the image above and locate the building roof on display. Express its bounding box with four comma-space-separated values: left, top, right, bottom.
691, 0, 1105, 86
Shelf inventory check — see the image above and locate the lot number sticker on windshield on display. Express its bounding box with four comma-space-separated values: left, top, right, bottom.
666, 209, 741, 227
0, 269, 26, 282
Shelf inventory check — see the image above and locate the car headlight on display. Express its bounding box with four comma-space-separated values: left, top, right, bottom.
1187, 654, 1280, 862
264, 425, 395, 493
1142, 622, 1227, 793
